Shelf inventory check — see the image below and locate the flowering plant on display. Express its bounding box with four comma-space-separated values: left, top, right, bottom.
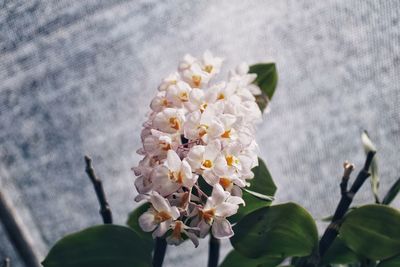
40, 53, 400, 267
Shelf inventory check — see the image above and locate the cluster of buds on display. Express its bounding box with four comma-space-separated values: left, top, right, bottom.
134, 51, 262, 247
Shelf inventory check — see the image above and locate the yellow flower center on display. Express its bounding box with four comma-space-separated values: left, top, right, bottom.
204, 65, 213, 73
202, 159, 213, 169
192, 75, 202, 87
226, 155, 236, 166
179, 92, 188, 102
219, 177, 232, 189
154, 211, 172, 223
217, 93, 225, 100
169, 117, 180, 130
200, 208, 215, 224
221, 130, 231, 138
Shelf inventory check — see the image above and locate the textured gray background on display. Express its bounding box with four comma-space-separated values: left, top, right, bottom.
1, 1, 399, 266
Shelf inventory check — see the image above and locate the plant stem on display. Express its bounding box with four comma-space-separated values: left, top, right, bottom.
2, 258, 10, 267
208, 235, 220, 267
0, 191, 41, 267
318, 151, 375, 259
84, 155, 113, 224
153, 238, 167, 267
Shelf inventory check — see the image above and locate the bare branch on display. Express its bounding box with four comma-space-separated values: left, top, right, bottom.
84, 155, 113, 224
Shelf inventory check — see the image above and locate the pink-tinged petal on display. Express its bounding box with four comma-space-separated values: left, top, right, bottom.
198, 220, 211, 238
213, 156, 228, 176
211, 184, 226, 206
203, 170, 219, 186
186, 145, 205, 169
139, 211, 157, 232
215, 202, 239, 218
170, 206, 180, 220
181, 160, 193, 180
153, 220, 171, 238
212, 218, 234, 239
205, 140, 221, 160
184, 230, 200, 247
150, 191, 171, 212
167, 150, 181, 172
226, 196, 245, 206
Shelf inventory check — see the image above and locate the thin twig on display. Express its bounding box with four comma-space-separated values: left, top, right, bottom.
318, 151, 375, 259
208, 234, 220, 267
153, 238, 167, 267
2, 258, 10, 267
0, 191, 41, 267
84, 155, 113, 224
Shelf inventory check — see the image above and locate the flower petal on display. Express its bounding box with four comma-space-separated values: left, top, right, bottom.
212, 218, 234, 239
138, 211, 157, 232
150, 191, 171, 212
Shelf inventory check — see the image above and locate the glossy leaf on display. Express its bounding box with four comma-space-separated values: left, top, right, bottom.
382, 178, 400, 205
340, 204, 400, 260
126, 202, 154, 241
231, 203, 318, 259
220, 250, 283, 267
321, 237, 360, 264
361, 131, 379, 203
377, 255, 400, 267
42, 225, 152, 267
247, 158, 277, 198
230, 158, 277, 223
249, 63, 278, 100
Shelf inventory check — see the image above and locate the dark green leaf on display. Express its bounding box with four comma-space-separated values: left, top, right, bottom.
42, 225, 152, 267
231, 203, 318, 258
382, 178, 400, 205
230, 158, 277, 223
126, 202, 154, 241
361, 131, 380, 203
321, 237, 360, 264
248, 158, 277, 198
220, 250, 283, 267
377, 254, 400, 267
229, 190, 272, 223
340, 204, 400, 260
249, 63, 278, 100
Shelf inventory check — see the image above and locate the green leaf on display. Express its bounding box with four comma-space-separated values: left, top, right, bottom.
126, 203, 154, 241
248, 158, 277, 198
340, 204, 400, 260
230, 190, 272, 223
220, 250, 283, 267
377, 254, 400, 267
249, 63, 278, 100
230, 158, 277, 223
231, 203, 318, 259
321, 237, 361, 264
42, 225, 152, 267
382, 178, 400, 205
361, 131, 380, 203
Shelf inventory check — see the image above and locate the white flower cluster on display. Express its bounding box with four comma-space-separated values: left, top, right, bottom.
134, 51, 262, 247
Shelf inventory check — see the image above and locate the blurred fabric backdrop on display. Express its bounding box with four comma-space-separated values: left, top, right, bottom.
1, 1, 399, 266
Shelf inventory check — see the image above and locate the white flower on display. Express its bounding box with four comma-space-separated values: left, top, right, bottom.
166, 220, 199, 247
139, 191, 180, 238
201, 50, 223, 75
186, 140, 223, 185
151, 150, 198, 196
165, 81, 192, 107
153, 108, 185, 134
195, 184, 244, 239
158, 72, 181, 91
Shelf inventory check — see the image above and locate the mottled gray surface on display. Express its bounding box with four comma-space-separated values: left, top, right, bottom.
0, 1, 399, 266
